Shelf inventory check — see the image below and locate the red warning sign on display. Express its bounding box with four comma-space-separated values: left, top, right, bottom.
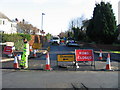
75, 49, 94, 61
3, 46, 13, 55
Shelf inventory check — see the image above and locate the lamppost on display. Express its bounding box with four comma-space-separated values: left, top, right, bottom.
41, 13, 45, 32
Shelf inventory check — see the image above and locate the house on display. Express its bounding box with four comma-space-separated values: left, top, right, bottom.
0, 12, 17, 34
0, 12, 45, 35
118, 1, 120, 25
118, 24, 120, 40
17, 21, 43, 35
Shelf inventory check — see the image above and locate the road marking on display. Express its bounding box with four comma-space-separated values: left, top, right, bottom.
94, 51, 120, 54
1, 58, 14, 62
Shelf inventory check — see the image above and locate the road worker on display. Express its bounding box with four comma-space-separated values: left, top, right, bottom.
20, 38, 30, 69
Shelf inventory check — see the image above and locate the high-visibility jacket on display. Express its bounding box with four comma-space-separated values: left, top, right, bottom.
20, 42, 29, 68
23, 43, 30, 55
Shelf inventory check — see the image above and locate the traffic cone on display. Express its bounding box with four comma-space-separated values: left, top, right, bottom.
45, 52, 51, 70
105, 53, 111, 70
13, 55, 19, 69
33, 49, 37, 57
99, 49, 103, 60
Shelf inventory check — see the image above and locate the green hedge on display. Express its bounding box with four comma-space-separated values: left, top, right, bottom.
17, 33, 31, 41
2, 33, 31, 50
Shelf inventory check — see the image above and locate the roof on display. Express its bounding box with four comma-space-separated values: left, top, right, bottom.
0, 12, 11, 21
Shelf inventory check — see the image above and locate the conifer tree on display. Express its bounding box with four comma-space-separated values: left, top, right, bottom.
86, 1, 117, 44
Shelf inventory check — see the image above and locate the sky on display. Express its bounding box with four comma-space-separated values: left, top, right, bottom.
0, 0, 119, 35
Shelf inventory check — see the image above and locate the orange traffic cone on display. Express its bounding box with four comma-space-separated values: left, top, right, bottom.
45, 52, 51, 70
99, 49, 103, 60
13, 55, 19, 69
105, 53, 111, 70
33, 49, 37, 57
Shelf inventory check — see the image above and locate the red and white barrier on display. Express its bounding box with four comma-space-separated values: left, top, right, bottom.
33, 49, 37, 57
29, 46, 33, 52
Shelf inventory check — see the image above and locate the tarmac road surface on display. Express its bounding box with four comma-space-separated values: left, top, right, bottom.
2, 70, 119, 88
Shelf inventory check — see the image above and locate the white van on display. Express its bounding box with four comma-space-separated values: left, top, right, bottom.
51, 36, 60, 45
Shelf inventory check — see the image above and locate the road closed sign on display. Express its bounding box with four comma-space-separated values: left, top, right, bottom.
75, 49, 94, 61
3, 46, 13, 55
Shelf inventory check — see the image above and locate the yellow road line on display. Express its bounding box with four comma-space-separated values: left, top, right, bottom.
94, 51, 120, 54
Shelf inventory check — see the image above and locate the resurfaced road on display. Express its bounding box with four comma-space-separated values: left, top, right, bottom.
2, 70, 119, 88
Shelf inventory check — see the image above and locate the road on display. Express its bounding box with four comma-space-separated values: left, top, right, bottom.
2, 70, 119, 88
1, 43, 120, 89
2, 43, 119, 71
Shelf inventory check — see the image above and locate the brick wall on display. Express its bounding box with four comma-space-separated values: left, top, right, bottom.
29, 35, 46, 46
29, 35, 41, 46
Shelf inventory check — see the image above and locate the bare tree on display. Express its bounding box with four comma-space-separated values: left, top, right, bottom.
68, 15, 85, 30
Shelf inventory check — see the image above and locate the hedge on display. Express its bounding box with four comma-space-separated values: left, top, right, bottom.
2, 33, 31, 50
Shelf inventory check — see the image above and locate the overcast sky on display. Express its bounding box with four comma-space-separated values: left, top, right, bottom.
0, 0, 119, 35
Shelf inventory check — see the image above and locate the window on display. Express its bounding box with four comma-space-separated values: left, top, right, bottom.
3, 21, 5, 25
11, 24, 12, 27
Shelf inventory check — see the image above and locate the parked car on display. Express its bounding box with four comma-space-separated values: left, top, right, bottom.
60, 38, 65, 44
66, 38, 79, 47
50, 36, 60, 45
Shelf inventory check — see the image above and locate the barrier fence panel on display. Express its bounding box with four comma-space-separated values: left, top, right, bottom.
57, 49, 95, 71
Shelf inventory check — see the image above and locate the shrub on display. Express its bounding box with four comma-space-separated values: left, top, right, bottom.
17, 33, 31, 41
2, 33, 31, 50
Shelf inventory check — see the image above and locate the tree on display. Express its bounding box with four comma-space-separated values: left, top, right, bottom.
68, 16, 85, 41
67, 31, 73, 38
86, 1, 118, 44
81, 19, 90, 31
68, 15, 85, 30
46, 33, 52, 40
72, 27, 80, 41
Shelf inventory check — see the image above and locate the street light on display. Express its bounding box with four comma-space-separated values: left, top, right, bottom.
41, 13, 45, 31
